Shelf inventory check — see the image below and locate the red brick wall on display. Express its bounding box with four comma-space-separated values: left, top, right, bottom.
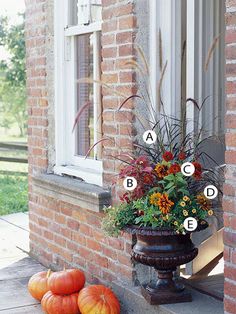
25, 0, 49, 214
25, 0, 138, 285
25, 0, 48, 175
101, 0, 137, 201
224, 0, 236, 312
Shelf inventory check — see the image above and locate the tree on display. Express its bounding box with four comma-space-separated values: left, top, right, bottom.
0, 14, 27, 137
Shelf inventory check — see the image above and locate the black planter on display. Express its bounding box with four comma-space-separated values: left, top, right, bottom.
126, 226, 199, 305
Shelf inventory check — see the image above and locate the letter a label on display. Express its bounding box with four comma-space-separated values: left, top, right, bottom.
143, 130, 157, 145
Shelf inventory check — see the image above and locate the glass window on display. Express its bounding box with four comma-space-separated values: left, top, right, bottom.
54, 0, 103, 186
75, 33, 94, 157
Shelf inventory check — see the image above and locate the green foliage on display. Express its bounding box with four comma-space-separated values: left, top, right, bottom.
102, 203, 136, 237
0, 14, 27, 136
133, 198, 162, 228
0, 174, 28, 215
159, 173, 189, 199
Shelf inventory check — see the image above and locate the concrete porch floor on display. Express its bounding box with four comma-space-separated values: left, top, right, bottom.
0, 213, 224, 314
0, 213, 45, 313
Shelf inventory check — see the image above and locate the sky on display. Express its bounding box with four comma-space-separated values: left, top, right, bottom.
0, 0, 25, 20
0, 0, 25, 61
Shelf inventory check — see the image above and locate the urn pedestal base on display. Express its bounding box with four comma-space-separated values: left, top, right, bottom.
141, 269, 192, 305
141, 284, 192, 305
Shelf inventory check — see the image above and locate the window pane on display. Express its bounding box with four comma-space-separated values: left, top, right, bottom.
68, 0, 102, 26
75, 33, 94, 157
90, 0, 102, 23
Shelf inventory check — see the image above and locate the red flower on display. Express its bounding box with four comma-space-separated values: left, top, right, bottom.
162, 151, 174, 162
135, 210, 144, 216
193, 161, 202, 171
143, 173, 154, 184
194, 171, 202, 180
135, 156, 149, 167
192, 161, 202, 180
178, 151, 186, 160
168, 163, 181, 174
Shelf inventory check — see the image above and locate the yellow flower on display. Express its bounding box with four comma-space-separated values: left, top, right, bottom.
180, 201, 186, 207
183, 210, 188, 216
208, 210, 213, 216
150, 192, 161, 206
183, 196, 190, 202
174, 221, 178, 226
163, 215, 169, 221
192, 208, 197, 214
150, 192, 174, 214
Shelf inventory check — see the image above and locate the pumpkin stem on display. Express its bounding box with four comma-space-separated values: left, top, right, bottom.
63, 266, 66, 271
46, 269, 52, 278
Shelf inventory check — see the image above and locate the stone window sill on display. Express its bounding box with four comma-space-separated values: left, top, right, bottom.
32, 174, 111, 213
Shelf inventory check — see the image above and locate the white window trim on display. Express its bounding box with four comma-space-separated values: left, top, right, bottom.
149, 0, 184, 116
54, 0, 103, 187
186, 0, 225, 136
150, 0, 225, 137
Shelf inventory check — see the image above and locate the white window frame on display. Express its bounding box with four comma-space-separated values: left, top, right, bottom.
186, 0, 225, 135
54, 0, 103, 186
149, 0, 185, 116
150, 0, 225, 138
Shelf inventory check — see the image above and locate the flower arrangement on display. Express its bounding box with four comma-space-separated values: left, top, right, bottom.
74, 45, 223, 238
101, 98, 222, 237
102, 149, 214, 236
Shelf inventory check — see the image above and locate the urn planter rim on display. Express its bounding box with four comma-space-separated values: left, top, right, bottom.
124, 220, 208, 236
124, 225, 181, 236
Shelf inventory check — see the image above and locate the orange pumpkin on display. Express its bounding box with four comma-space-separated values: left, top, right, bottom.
41, 291, 80, 314
28, 269, 52, 301
78, 285, 120, 314
48, 269, 85, 295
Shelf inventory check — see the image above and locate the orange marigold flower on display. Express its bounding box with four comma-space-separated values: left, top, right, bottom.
155, 164, 169, 179
196, 194, 211, 211
150, 192, 174, 214
158, 193, 174, 214
169, 163, 181, 174
163, 151, 174, 162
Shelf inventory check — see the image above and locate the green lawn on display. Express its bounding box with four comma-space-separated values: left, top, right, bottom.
0, 174, 28, 215
0, 134, 28, 216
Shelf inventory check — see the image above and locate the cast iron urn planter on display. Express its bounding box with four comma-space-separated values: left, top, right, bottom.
126, 226, 200, 305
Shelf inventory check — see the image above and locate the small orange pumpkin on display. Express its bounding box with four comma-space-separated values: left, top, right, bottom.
48, 269, 85, 295
78, 285, 120, 314
41, 291, 80, 314
28, 269, 52, 301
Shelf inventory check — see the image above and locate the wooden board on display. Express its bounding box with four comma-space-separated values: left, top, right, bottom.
0, 257, 46, 312
0, 304, 43, 313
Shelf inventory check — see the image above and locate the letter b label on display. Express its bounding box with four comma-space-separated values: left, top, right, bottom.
123, 177, 137, 191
